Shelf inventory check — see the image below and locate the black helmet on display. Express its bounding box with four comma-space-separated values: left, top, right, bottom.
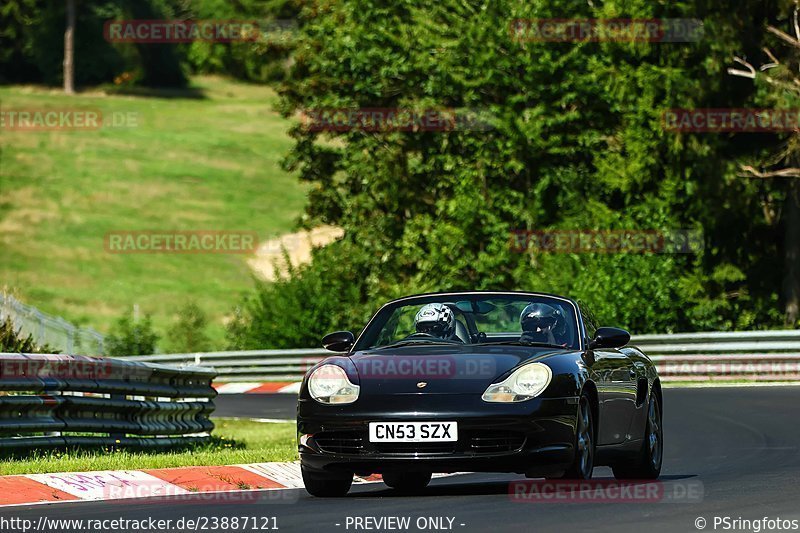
520, 303, 565, 335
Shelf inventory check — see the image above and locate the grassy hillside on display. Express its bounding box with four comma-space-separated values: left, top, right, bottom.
0, 76, 306, 346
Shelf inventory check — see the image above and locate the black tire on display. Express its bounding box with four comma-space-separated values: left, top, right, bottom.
555, 392, 595, 479
301, 465, 353, 497
612, 389, 663, 480
382, 471, 432, 493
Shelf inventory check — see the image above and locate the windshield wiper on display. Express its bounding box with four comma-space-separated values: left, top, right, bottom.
480, 340, 566, 349
372, 340, 457, 350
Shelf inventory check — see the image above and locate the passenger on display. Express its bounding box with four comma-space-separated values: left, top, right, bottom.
519, 303, 567, 346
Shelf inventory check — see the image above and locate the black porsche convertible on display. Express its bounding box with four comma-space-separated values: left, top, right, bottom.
297, 291, 662, 497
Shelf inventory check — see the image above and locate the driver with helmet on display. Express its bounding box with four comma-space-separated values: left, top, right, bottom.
519, 303, 568, 346
414, 303, 457, 340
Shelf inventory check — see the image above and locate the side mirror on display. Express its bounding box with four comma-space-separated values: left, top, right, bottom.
589, 327, 630, 350
322, 331, 355, 352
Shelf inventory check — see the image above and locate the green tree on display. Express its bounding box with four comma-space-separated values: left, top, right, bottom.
164, 301, 213, 353
105, 308, 159, 356
63, 0, 75, 93
231, 0, 788, 347
727, 6, 800, 327
226, 245, 370, 349
0, 0, 185, 87
183, 0, 299, 83
0, 317, 57, 353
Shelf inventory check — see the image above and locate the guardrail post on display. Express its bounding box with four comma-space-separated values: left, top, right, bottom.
109, 392, 126, 442
66, 328, 74, 354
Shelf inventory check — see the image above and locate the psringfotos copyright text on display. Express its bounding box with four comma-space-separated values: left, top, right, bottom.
696, 516, 799, 532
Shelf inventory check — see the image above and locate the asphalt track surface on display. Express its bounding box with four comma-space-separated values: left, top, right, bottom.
4, 387, 800, 533
214, 393, 297, 420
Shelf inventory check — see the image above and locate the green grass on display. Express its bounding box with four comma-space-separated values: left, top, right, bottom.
0, 419, 297, 475
0, 76, 307, 345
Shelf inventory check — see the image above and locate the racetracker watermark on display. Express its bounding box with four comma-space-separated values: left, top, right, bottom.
104, 231, 258, 254
0, 354, 151, 382
1, 109, 139, 131
509, 229, 703, 254
300, 108, 494, 132
1, 355, 111, 380
302, 356, 497, 380
103, 19, 295, 43
510, 18, 704, 43
354, 356, 496, 380
663, 109, 800, 132
661, 359, 800, 377
105, 486, 298, 506
509, 479, 704, 503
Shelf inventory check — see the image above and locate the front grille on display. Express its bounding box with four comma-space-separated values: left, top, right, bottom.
373, 442, 457, 455
312, 428, 526, 456
468, 430, 525, 453
314, 431, 364, 454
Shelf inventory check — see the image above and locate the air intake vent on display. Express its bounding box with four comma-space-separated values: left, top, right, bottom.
314, 431, 364, 454
468, 430, 525, 453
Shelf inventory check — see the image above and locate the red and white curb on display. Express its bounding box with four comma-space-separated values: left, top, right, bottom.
213, 382, 300, 394
0, 463, 464, 508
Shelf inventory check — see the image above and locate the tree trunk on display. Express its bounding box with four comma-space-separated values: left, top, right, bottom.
63, 0, 76, 94
784, 178, 800, 326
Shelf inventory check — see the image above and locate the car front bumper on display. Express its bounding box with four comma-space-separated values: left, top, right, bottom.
297, 394, 580, 477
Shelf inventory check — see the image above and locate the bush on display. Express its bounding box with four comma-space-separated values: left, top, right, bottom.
182, 0, 299, 83
105, 310, 159, 357
227, 242, 372, 349
0, 317, 56, 353
164, 301, 212, 353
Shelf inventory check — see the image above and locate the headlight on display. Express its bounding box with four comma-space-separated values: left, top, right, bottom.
308, 364, 360, 404
481, 362, 552, 403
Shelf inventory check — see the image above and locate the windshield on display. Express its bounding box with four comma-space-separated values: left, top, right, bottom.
355, 293, 581, 351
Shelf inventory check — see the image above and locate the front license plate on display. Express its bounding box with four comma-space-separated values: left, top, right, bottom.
368, 421, 458, 443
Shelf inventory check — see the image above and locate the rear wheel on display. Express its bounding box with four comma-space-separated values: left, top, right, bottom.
555, 393, 595, 479
301, 465, 353, 497
382, 471, 432, 493
612, 390, 662, 479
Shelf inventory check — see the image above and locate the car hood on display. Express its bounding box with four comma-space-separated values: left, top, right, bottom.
347, 344, 565, 395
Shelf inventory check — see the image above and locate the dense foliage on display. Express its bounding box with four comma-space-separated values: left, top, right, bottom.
229, 0, 797, 348
164, 302, 213, 353
0, 0, 296, 86
0, 317, 56, 353
105, 311, 159, 356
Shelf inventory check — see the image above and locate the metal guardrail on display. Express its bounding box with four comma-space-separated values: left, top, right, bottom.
130, 348, 329, 382
629, 330, 800, 381
0, 353, 217, 449
128, 330, 800, 383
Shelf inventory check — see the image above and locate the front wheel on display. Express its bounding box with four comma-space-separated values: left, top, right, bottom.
382, 471, 432, 493
301, 465, 353, 497
612, 390, 663, 480
554, 393, 595, 479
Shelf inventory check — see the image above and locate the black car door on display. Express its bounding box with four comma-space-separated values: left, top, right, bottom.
592, 347, 638, 445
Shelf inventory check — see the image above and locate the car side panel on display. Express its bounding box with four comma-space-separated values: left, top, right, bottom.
591, 348, 638, 445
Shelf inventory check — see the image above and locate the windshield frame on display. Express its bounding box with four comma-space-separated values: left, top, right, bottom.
353, 291, 585, 351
